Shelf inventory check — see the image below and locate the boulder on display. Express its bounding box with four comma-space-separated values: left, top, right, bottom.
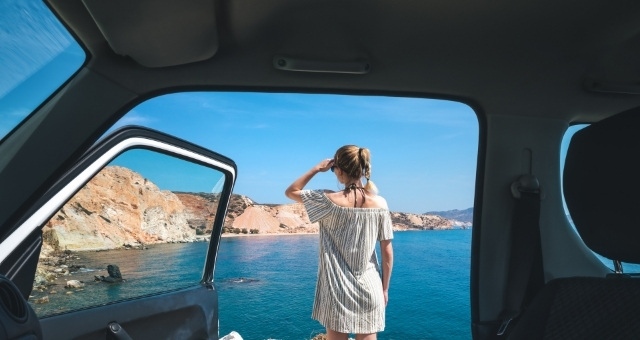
65, 280, 84, 288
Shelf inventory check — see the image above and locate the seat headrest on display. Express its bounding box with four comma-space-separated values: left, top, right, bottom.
564, 106, 640, 263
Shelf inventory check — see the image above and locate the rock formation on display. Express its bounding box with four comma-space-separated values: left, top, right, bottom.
95, 264, 124, 283
42, 166, 204, 252
390, 212, 470, 230
32, 165, 471, 297
42, 165, 469, 253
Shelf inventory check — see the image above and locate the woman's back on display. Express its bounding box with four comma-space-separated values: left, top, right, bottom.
325, 189, 389, 210
283, 145, 394, 336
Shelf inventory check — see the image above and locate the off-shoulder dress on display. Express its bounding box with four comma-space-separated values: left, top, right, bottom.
301, 189, 394, 334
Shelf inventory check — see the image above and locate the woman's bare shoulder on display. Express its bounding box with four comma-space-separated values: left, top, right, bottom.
366, 194, 389, 209
323, 190, 343, 204
323, 190, 389, 209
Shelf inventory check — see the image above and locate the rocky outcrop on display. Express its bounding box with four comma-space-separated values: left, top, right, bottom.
33, 249, 86, 298
425, 208, 474, 224
94, 264, 124, 283
43, 166, 205, 252
33, 166, 471, 294
390, 212, 471, 230
43, 166, 468, 253
172, 193, 317, 235
174, 192, 221, 236
228, 203, 317, 234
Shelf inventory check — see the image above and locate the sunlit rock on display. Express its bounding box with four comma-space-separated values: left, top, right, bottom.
65, 280, 84, 288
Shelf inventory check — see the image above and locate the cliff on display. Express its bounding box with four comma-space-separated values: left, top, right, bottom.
43, 166, 202, 252
424, 207, 474, 224
390, 212, 462, 230
42, 166, 469, 252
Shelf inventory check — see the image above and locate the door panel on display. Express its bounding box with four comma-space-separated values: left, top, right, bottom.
42, 286, 216, 340
0, 127, 236, 339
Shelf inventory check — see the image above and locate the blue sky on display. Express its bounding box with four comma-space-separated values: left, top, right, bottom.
110, 93, 479, 214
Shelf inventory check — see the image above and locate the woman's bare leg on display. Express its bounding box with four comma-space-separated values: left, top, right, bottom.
326, 328, 349, 340
355, 333, 377, 340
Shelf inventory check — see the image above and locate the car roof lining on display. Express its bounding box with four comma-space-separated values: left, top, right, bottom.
82, 0, 219, 68
46, 0, 640, 123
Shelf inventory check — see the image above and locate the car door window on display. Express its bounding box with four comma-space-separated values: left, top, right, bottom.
0, 0, 84, 141
112, 92, 479, 340
29, 147, 228, 317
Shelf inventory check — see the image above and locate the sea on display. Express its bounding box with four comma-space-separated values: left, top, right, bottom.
32, 229, 472, 340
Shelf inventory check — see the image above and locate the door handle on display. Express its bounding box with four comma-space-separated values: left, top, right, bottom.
107, 322, 132, 340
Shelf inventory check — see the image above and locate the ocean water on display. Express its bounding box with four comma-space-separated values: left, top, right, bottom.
215, 230, 471, 340
32, 230, 472, 340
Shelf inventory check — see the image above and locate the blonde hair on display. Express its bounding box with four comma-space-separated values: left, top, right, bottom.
333, 145, 379, 194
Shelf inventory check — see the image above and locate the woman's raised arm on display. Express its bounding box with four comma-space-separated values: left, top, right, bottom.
285, 158, 334, 202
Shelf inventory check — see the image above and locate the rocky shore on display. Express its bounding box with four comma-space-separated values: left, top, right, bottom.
41, 166, 468, 253
32, 165, 471, 303
32, 247, 86, 304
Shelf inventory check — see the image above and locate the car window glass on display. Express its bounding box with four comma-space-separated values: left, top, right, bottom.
107, 92, 478, 339
560, 124, 588, 216
30, 148, 226, 317
0, 0, 85, 142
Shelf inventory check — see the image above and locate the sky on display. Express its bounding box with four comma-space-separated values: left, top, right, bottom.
108, 93, 479, 214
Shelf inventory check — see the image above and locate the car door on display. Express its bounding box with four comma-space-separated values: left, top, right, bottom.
0, 126, 236, 339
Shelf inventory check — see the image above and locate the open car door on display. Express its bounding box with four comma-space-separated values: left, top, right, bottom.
0, 127, 236, 340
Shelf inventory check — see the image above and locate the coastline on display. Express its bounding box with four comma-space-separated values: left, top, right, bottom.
218, 228, 449, 238
220, 232, 318, 238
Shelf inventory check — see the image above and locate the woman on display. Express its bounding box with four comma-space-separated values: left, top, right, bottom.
285, 145, 394, 340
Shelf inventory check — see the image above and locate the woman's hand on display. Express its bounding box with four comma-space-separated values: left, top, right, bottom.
315, 158, 334, 172
380, 240, 393, 307
285, 158, 335, 203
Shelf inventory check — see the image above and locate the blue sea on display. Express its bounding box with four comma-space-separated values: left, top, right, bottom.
32, 230, 472, 340
216, 230, 471, 340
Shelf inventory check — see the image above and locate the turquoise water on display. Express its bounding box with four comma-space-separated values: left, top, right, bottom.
215, 230, 472, 340
31, 230, 472, 339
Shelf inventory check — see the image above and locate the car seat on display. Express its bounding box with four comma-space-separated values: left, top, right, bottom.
506, 106, 640, 339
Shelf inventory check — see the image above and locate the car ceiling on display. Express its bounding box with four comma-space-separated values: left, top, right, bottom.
46, 0, 640, 122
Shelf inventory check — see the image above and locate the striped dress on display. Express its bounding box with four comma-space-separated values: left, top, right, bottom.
301, 190, 394, 334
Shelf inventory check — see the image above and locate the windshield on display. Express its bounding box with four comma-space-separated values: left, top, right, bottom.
0, 0, 85, 141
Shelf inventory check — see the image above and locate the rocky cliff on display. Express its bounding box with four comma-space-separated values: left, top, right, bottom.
43, 166, 469, 252
390, 212, 462, 230
43, 166, 206, 252
425, 207, 474, 224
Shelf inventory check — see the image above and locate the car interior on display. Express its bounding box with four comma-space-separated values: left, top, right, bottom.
506, 105, 640, 339
3, 0, 640, 339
